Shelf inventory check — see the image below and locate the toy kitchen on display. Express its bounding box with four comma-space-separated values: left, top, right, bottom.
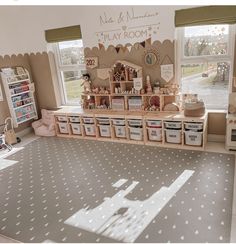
226, 93, 236, 150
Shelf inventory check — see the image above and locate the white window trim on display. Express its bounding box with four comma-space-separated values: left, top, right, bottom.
175, 25, 235, 109
52, 42, 85, 106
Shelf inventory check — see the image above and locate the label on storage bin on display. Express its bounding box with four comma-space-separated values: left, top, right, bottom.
189, 135, 197, 141
165, 121, 181, 129
151, 131, 157, 136
185, 123, 203, 130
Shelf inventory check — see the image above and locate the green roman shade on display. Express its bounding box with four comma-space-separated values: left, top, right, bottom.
175, 6, 236, 27
45, 25, 82, 43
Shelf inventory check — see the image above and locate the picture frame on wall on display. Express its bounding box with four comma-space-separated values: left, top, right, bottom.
144, 52, 157, 66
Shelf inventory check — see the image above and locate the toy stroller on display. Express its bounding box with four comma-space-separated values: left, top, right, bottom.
0, 123, 12, 151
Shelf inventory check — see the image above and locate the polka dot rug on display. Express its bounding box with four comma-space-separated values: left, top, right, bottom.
0, 137, 235, 243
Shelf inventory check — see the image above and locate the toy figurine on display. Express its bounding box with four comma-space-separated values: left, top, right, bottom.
99, 87, 105, 94
88, 96, 95, 109
100, 98, 108, 109
81, 73, 92, 94
92, 87, 99, 94
146, 75, 153, 94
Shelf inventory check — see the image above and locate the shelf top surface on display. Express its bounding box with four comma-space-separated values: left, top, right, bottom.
82, 93, 180, 97
54, 106, 207, 120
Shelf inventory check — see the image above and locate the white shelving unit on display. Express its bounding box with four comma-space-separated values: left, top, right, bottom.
0, 66, 38, 127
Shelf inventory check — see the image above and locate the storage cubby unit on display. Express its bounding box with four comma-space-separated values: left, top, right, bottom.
55, 115, 70, 135
96, 117, 111, 138
127, 119, 143, 141
128, 96, 142, 111
82, 116, 96, 137
95, 95, 111, 110
81, 60, 181, 113
68, 116, 82, 136
143, 95, 161, 111
0, 66, 38, 127
111, 96, 125, 110
146, 120, 162, 142
81, 95, 96, 109
183, 122, 204, 146
111, 118, 127, 140
164, 120, 182, 144
162, 95, 180, 112
54, 108, 208, 151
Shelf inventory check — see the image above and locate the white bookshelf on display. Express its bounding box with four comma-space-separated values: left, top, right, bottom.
0, 66, 38, 127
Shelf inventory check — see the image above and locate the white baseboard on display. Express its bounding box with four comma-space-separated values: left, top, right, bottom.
16, 127, 33, 138
207, 134, 225, 142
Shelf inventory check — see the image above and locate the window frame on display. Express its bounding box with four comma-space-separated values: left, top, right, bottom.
176, 24, 235, 110
53, 40, 85, 106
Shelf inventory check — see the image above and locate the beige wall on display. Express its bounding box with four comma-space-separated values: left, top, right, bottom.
28, 52, 58, 110
0, 52, 228, 136
0, 53, 58, 133
208, 112, 226, 135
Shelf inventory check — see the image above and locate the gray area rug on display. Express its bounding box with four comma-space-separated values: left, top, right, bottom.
0, 137, 235, 243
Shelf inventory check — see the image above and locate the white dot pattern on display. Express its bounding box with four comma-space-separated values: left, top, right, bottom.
0, 137, 234, 243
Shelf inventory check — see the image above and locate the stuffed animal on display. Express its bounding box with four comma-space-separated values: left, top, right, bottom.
81, 74, 92, 94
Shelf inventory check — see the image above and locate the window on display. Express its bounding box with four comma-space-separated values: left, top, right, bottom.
54, 39, 85, 105
177, 24, 234, 110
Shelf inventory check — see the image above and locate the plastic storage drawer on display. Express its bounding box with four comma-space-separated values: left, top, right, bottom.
129, 127, 143, 141
84, 124, 96, 136
114, 126, 126, 138
128, 119, 142, 127
69, 117, 80, 123
71, 123, 82, 135
146, 120, 162, 128
57, 116, 67, 122
165, 129, 181, 144
83, 117, 94, 124
112, 119, 125, 126
98, 125, 111, 137
147, 127, 162, 141
97, 118, 110, 125
58, 122, 69, 134
164, 121, 182, 129
184, 122, 203, 131
184, 131, 202, 146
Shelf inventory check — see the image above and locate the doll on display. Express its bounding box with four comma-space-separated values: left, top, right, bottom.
81, 74, 92, 94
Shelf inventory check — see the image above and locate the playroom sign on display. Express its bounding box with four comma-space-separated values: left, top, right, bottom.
96, 7, 160, 46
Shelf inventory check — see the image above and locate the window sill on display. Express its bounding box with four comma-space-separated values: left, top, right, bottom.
206, 109, 227, 114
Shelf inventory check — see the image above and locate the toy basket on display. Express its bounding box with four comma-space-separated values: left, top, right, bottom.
129, 127, 143, 141
4, 117, 17, 145
98, 125, 111, 137
146, 120, 162, 128
58, 122, 69, 134
147, 127, 162, 141
97, 118, 110, 125
83, 117, 94, 124
184, 122, 203, 131
184, 131, 202, 146
114, 125, 126, 138
112, 119, 125, 126
127, 119, 142, 127
70, 123, 82, 135
165, 129, 181, 144
84, 124, 96, 136
164, 121, 182, 129
69, 117, 80, 123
